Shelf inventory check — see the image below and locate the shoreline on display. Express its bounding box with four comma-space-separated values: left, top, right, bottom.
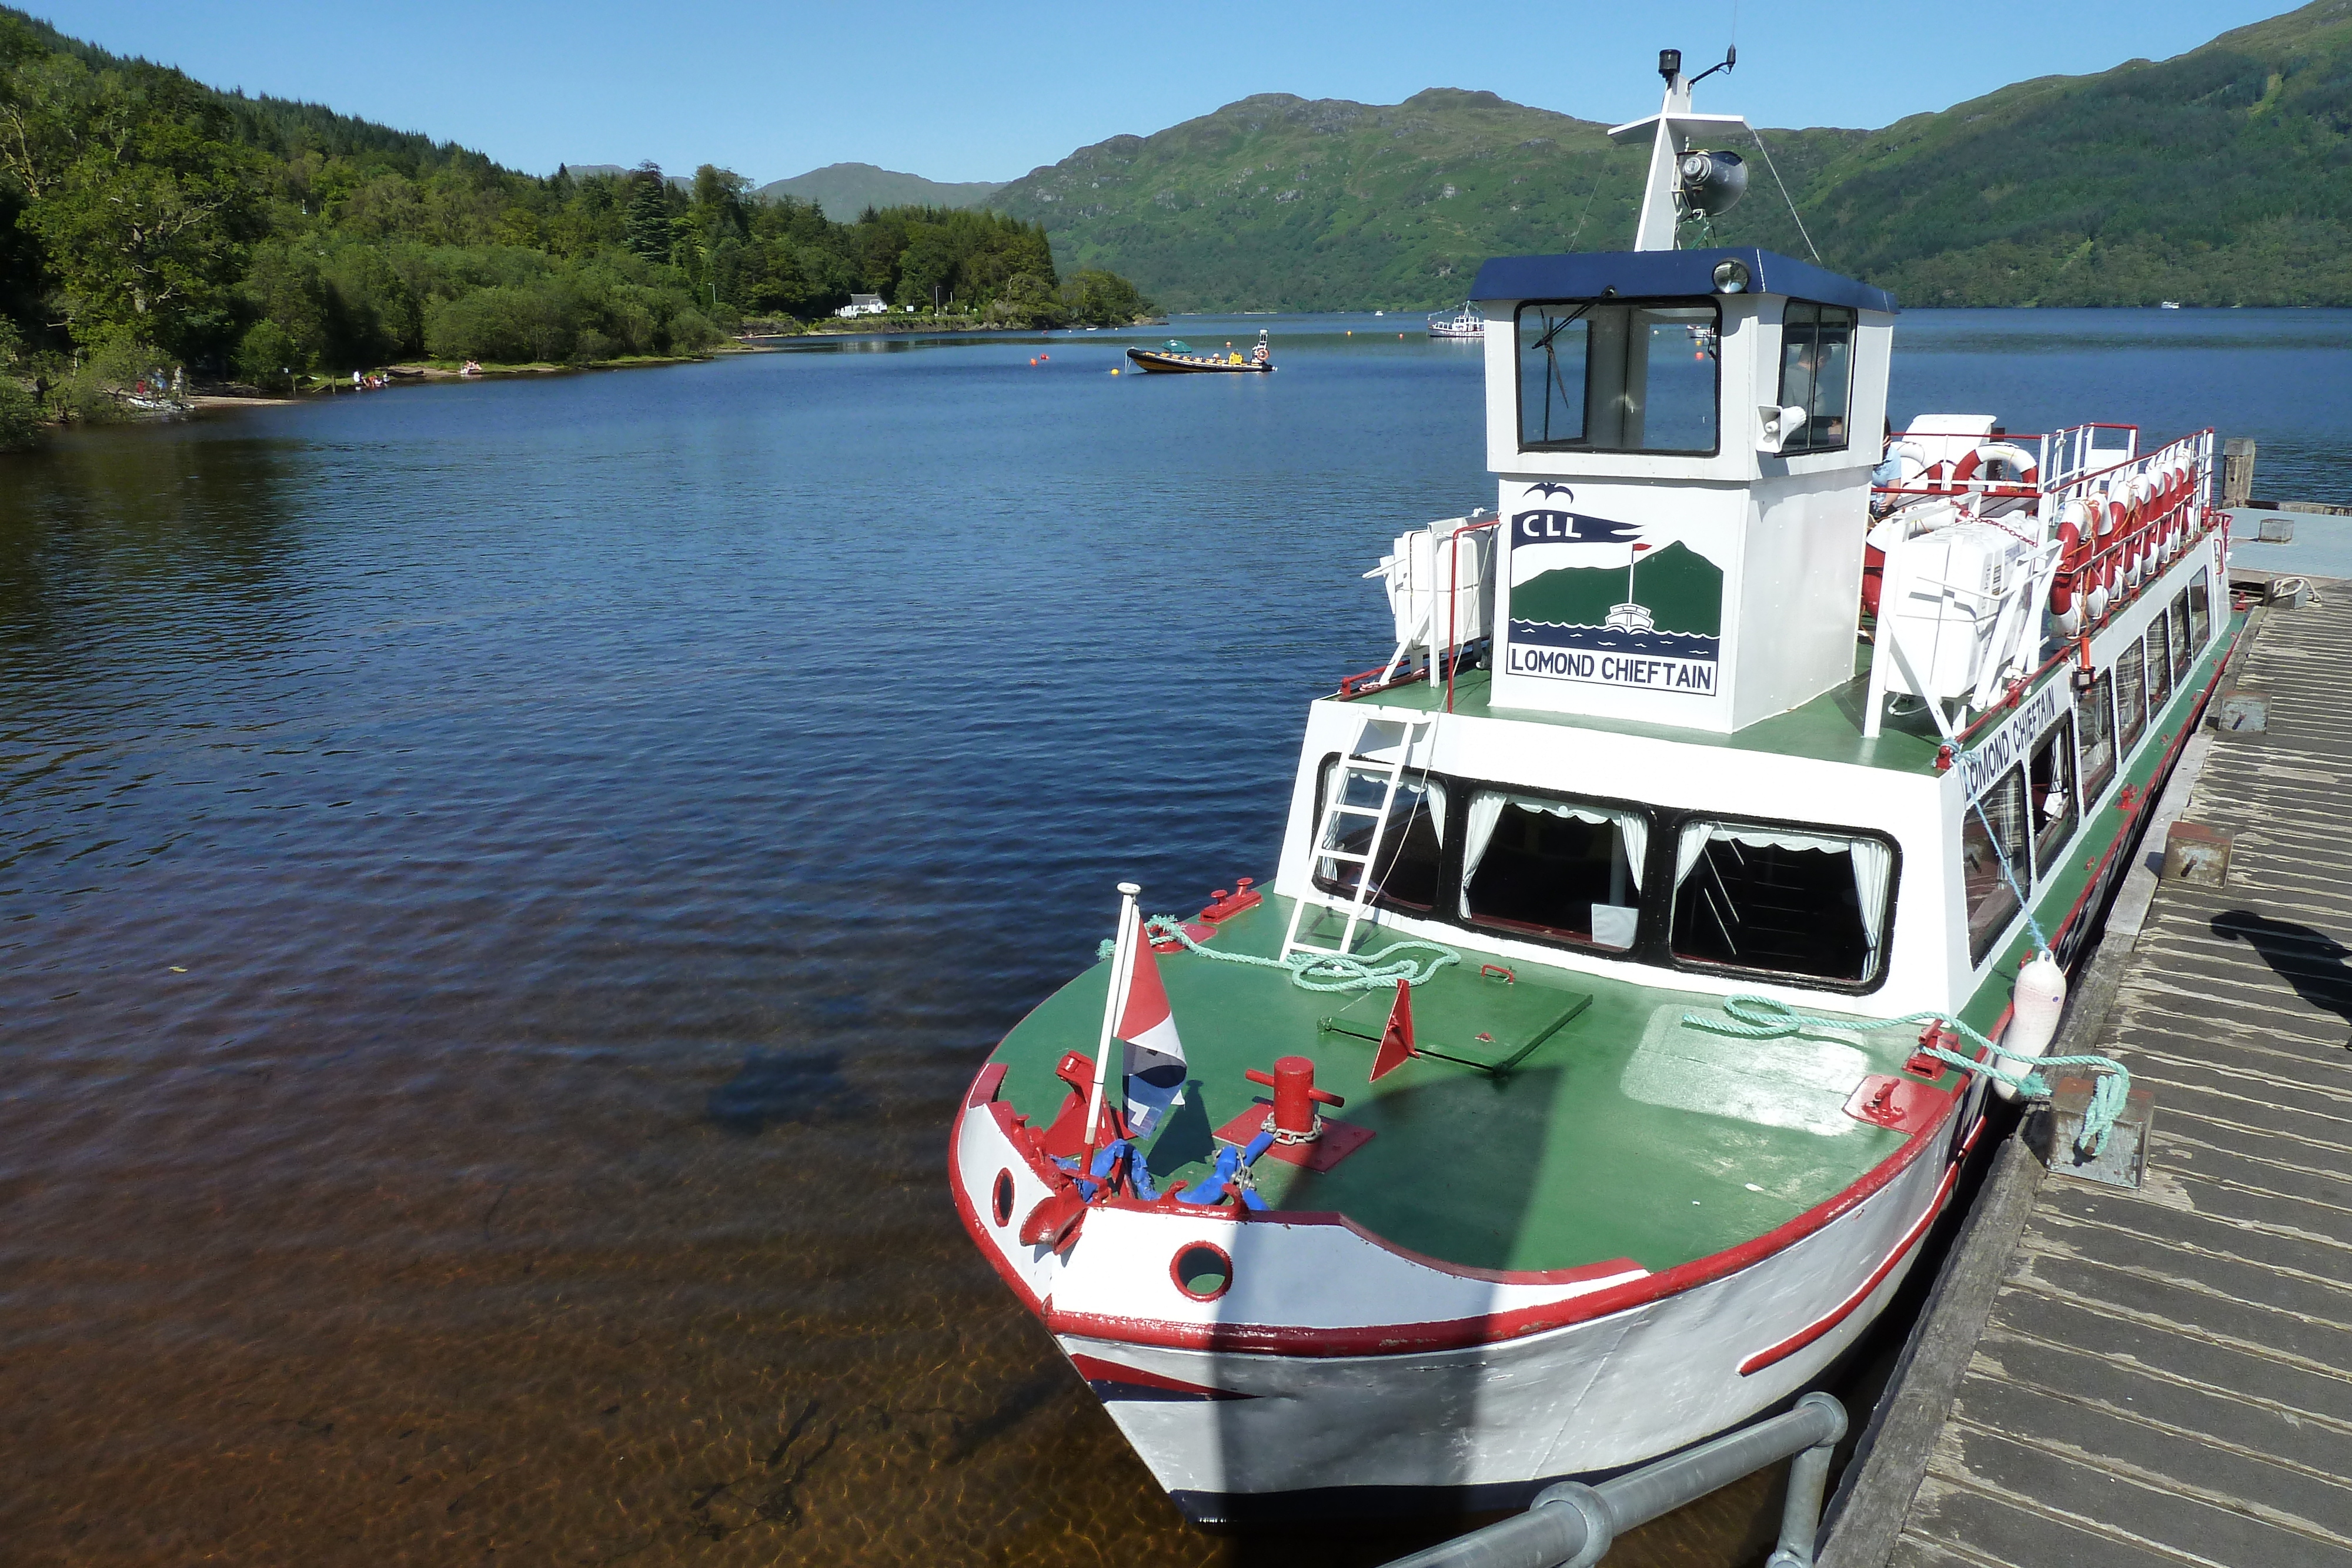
6, 348, 743, 446
747, 315, 1165, 340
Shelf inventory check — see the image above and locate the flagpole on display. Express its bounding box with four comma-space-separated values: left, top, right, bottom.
1084, 881, 1141, 1175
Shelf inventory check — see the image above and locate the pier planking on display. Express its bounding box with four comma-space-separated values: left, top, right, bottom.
1867, 583, 2352, 1567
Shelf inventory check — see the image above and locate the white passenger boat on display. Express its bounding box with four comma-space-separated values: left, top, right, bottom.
1428, 302, 1485, 338
951, 49, 2234, 1524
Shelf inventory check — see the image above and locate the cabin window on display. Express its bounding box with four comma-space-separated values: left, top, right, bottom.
1460, 791, 1649, 950
1312, 760, 1446, 912
2027, 717, 2078, 873
2188, 569, 2211, 651
1775, 303, 1854, 454
1516, 300, 1719, 455
1667, 820, 1892, 985
2144, 614, 2173, 709
2168, 593, 2193, 683
1963, 768, 2030, 966
2115, 641, 2147, 748
2076, 670, 2118, 801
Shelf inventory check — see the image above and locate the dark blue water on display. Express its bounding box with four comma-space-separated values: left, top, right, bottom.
0, 309, 2338, 1567
1887, 307, 2352, 504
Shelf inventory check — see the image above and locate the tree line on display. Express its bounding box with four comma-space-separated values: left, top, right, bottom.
0, 8, 1151, 444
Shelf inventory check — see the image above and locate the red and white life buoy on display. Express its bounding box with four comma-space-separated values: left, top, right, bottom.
1949, 441, 2040, 493
2048, 497, 2094, 633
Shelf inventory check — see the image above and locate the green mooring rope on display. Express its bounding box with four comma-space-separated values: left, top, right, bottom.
1099, 915, 1462, 993
1682, 994, 2132, 1157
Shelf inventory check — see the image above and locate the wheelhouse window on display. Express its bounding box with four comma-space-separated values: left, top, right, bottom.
1461, 791, 1649, 951
2027, 717, 2078, 873
1668, 820, 1893, 985
1776, 302, 1854, 454
2188, 569, 2211, 652
1517, 300, 1719, 454
2168, 593, 2193, 683
1963, 768, 2030, 966
2076, 670, 2118, 801
1312, 760, 1445, 912
2115, 641, 2147, 749
2145, 615, 2173, 708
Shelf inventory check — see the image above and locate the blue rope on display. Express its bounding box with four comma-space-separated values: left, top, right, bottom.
1098, 915, 1462, 993
1683, 995, 2131, 1157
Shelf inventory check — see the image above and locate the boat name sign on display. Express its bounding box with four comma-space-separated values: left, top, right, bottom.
1502, 484, 1729, 698
1955, 679, 2066, 802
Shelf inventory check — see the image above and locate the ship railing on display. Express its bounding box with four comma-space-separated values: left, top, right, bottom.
1377, 1393, 1846, 1568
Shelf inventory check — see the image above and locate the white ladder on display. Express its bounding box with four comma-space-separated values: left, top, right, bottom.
1281, 711, 1438, 964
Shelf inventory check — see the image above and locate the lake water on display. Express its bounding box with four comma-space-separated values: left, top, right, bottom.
0, 308, 2341, 1568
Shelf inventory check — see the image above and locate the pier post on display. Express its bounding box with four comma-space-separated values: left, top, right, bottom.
2220, 436, 2257, 507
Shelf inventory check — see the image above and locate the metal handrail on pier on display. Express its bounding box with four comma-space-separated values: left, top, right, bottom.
1379, 1393, 1847, 1568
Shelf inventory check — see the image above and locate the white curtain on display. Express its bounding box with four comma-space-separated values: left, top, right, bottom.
1677, 820, 1894, 952
1848, 836, 1893, 954
1617, 813, 1647, 893
1675, 823, 1712, 888
1419, 778, 1447, 840
1461, 792, 1639, 919
1459, 792, 1509, 908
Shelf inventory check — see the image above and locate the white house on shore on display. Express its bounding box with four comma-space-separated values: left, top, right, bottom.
835, 294, 887, 318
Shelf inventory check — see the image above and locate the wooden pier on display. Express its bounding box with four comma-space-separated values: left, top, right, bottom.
1823, 581, 2352, 1567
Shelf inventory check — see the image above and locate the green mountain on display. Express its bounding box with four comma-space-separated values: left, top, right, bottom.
991, 1, 2352, 310
1511, 541, 1723, 638
988, 89, 1853, 312
1791, 0, 2352, 306
755, 162, 1003, 216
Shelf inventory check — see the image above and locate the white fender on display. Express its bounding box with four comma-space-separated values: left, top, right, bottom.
1996, 951, 2068, 1102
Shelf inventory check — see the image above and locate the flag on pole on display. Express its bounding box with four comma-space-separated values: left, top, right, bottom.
1115, 935, 1188, 1139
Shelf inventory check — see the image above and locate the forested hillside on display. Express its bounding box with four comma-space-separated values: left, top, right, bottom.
0, 7, 1144, 442
995, 0, 2352, 310
988, 89, 1856, 312
1793, 0, 2352, 305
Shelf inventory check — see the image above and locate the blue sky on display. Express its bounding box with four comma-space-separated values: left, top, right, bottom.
25, 1, 2294, 185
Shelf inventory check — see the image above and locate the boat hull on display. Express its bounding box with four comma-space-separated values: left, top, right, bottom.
948, 1057, 1979, 1520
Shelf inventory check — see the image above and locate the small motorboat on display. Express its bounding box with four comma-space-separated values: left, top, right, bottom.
1128, 331, 1273, 373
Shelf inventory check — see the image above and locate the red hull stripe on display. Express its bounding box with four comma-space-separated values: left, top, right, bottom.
953, 1064, 1958, 1356
1735, 1159, 1962, 1376
1041, 1122, 1952, 1358
1067, 1353, 1250, 1399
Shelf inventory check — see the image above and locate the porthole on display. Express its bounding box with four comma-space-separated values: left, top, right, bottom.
1171, 1242, 1232, 1302
991, 1169, 1014, 1228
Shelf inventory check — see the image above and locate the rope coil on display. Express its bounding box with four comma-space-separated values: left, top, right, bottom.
1683, 995, 2130, 1157
1101, 915, 1462, 993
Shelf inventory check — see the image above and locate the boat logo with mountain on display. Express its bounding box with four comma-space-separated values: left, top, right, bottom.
1505, 494, 1725, 692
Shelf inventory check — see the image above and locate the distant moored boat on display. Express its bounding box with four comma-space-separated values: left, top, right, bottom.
1428, 301, 1485, 338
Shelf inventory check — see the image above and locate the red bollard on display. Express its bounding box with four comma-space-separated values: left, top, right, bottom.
1246, 1055, 1345, 1139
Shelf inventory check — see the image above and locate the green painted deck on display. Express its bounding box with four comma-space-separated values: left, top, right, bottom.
990, 902, 1916, 1277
